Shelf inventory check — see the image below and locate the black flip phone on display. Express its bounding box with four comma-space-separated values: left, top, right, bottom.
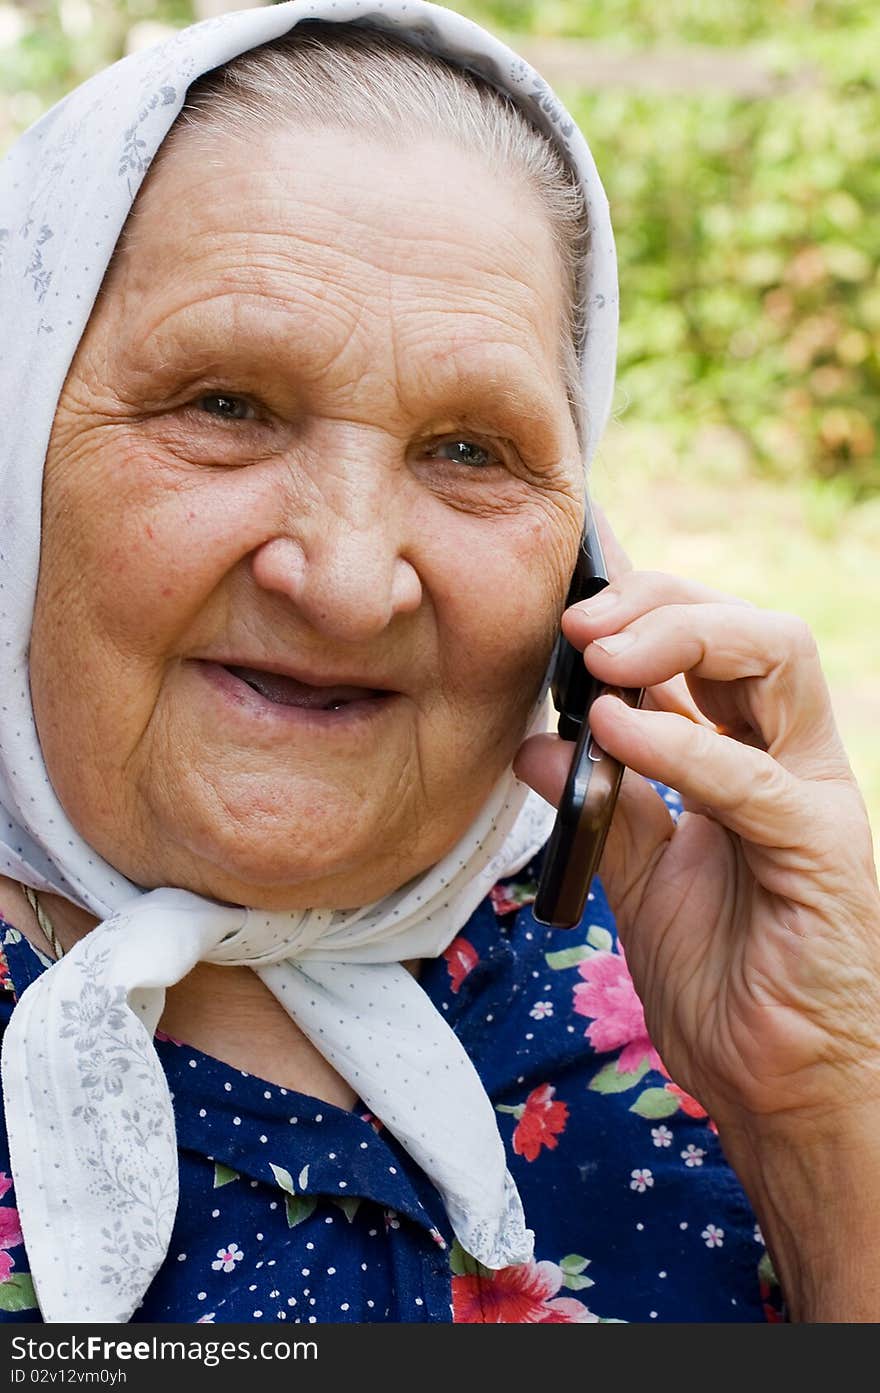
533, 510, 645, 928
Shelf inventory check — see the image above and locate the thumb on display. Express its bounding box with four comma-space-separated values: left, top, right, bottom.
513, 730, 676, 926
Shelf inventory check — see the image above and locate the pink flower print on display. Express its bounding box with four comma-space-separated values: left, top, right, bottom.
0, 1181, 23, 1284
211, 1242, 244, 1273
573, 948, 664, 1075
442, 937, 478, 994
681, 1145, 706, 1167
196, 1313, 216, 1323
453, 1259, 598, 1323
702, 1225, 724, 1248
0, 1206, 22, 1252
651, 1125, 673, 1148
630, 1168, 654, 1193
155, 1028, 184, 1045
529, 1001, 553, 1020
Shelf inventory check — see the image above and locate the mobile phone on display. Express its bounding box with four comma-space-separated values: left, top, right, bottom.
533, 510, 645, 928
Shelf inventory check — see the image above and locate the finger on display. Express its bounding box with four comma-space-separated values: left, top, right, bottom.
513, 729, 675, 842
639, 673, 717, 730
573, 602, 850, 779
637, 678, 725, 814
562, 566, 755, 637
514, 730, 680, 915
587, 694, 815, 850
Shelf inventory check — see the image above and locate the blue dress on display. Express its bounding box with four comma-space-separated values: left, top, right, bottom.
0, 784, 782, 1323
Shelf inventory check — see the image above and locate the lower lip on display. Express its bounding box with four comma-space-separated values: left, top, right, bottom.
195, 661, 401, 731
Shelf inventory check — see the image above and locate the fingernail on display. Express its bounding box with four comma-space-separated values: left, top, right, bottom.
591, 631, 636, 654
573, 591, 616, 618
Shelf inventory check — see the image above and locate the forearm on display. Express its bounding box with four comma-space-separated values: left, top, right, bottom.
719, 1111, 880, 1322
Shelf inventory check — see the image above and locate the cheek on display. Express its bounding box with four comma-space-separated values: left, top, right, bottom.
37, 437, 249, 659
431, 504, 578, 711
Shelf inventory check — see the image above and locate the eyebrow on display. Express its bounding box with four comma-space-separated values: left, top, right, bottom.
127, 297, 570, 447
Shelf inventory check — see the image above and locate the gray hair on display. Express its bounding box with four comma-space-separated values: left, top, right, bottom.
163, 21, 590, 449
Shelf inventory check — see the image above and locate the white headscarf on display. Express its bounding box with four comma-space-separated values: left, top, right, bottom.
0, 0, 618, 1322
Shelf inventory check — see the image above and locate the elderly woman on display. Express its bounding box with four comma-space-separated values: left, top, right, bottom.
0, 0, 877, 1327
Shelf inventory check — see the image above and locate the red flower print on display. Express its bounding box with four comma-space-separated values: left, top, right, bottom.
0, 1173, 12, 1202
512, 1084, 568, 1162
453, 1259, 597, 1323
442, 936, 478, 994
573, 947, 665, 1075
489, 879, 537, 917
760, 1277, 784, 1323
664, 1082, 718, 1131
664, 1081, 705, 1117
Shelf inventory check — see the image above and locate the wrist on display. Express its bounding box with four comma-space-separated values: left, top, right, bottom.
718, 1107, 880, 1322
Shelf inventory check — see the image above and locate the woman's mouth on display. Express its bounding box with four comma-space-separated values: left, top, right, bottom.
193, 660, 400, 731
224, 665, 383, 711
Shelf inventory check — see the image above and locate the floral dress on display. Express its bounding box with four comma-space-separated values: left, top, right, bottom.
0, 783, 782, 1323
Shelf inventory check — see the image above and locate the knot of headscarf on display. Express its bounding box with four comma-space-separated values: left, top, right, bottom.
0, 0, 618, 1323
3, 773, 552, 1321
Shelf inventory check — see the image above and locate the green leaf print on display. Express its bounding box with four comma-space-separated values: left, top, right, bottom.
448, 1238, 493, 1280
213, 1163, 240, 1188
268, 1163, 296, 1194
629, 1087, 681, 1119
285, 1194, 318, 1229
495, 1102, 525, 1118
589, 1059, 650, 1094
332, 1195, 362, 1224
560, 1254, 590, 1275
585, 925, 614, 953
0, 1272, 37, 1312
544, 944, 595, 970
559, 1254, 594, 1290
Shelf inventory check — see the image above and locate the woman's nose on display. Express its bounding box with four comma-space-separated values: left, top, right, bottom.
250, 474, 423, 643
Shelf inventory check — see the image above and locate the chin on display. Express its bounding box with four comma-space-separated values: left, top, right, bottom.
143, 810, 411, 910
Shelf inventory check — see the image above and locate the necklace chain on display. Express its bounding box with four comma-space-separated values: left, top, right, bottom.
21, 885, 65, 961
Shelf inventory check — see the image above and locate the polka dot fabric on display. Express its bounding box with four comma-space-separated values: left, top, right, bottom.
0, 796, 783, 1323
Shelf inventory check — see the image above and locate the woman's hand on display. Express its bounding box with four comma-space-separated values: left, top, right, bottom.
515, 505, 880, 1318
514, 505, 880, 1135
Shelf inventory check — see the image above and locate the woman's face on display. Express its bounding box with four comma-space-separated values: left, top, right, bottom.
30, 126, 584, 909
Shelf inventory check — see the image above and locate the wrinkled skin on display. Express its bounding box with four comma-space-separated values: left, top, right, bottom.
516, 508, 880, 1135
31, 128, 584, 911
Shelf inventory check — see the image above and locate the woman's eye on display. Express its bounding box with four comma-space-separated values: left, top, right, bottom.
196, 393, 256, 421
429, 439, 497, 469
